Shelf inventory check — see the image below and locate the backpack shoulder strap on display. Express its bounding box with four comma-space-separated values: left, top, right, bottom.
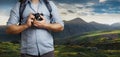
19, 0, 28, 25
19, 0, 55, 25
43, 0, 54, 23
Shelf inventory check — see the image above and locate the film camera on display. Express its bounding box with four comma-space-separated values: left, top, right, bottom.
33, 13, 44, 21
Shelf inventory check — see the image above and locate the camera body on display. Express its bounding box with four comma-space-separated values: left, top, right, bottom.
33, 13, 44, 21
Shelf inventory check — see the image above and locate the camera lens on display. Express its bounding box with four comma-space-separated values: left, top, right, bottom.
33, 13, 43, 21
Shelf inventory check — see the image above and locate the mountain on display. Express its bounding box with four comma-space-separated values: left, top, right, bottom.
66, 18, 87, 23
53, 18, 114, 38
0, 25, 20, 42
0, 18, 120, 42
53, 18, 96, 38
111, 22, 120, 29
89, 21, 111, 30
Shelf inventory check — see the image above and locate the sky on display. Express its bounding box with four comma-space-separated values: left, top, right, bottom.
0, 0, 120, 25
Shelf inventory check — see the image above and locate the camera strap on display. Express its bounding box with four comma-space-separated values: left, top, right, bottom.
19, 0, 54, 25
19, 0, 28, 25
43, 0, 53, 23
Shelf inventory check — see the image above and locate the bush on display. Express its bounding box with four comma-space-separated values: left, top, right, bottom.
0, 42, 20, 57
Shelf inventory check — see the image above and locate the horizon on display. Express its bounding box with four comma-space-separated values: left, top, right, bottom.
0, 0, 120, 25
0, 17, 119, 26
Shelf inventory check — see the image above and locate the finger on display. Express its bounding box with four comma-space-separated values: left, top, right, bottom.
34, 23, 37, 26
31, 20, 34, 22
29, 13, 35, 19
33, 21, 39, 25
33, 18, 36, 21
34, 20, 38, 22
34, 23, 41, 27
33, 20, 36, 24
40, 15, 45, 20
29, 13, 34, 17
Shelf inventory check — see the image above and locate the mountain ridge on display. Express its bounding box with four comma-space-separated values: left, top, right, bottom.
0, 17, 120, 41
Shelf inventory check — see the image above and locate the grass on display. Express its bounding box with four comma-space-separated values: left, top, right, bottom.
69, 30, 120, 44
1, 30, 120, 57
55, 45, 120, 57
0, 42, 20, 57
0, 42, 120, 57
81, 30, 120, 38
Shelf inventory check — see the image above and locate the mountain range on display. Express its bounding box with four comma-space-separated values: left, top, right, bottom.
53, 18, 120, 38
0, 18, 120, 41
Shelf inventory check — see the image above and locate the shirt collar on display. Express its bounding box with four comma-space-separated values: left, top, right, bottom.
28, 0, 42, 4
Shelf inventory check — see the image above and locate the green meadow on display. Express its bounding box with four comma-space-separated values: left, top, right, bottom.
0, 30, 120, 57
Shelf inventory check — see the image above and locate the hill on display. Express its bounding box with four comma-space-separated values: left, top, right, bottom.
0, 25, 20, 42
1, 29, 120, 57
53, 18, 120, 38
55, 30, 120, 47
53, 18, 96, 38
111, 22, 120, 29
89, 21, 111, 30
54, 30, 120, 57
0, 18, 120, 41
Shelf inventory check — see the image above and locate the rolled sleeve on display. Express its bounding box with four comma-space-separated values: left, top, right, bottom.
50, 1, 64, 27
7, 2, 20, 26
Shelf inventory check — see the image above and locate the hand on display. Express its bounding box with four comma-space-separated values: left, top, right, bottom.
25, 13, 35, 27
33, 15, 47, 28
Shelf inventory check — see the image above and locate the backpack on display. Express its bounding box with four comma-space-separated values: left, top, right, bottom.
19, 0, 53, 25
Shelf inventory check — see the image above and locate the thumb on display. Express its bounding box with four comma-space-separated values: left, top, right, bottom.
40, 15, 45, 20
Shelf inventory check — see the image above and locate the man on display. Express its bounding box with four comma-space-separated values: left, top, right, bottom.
6, 0, 64, 57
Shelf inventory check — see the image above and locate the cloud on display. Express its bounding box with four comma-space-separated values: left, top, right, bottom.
67, 10, 75, 13
99, 0, 106, 3
56, 1, 120, 25
0, 0, 120, 25
0, 7, 11, 16
0, 16, 9, 25
57, 2, 95, 16
0, 0, 17, 5
80, 14, 120, 25
59, 7, 120, 25
55, 0, 120, 14
54, 0, 99, 4
93, 0, 120, 14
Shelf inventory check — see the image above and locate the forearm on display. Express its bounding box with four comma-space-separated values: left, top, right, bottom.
44, 23, 64, 32
6, 24, 29, 34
